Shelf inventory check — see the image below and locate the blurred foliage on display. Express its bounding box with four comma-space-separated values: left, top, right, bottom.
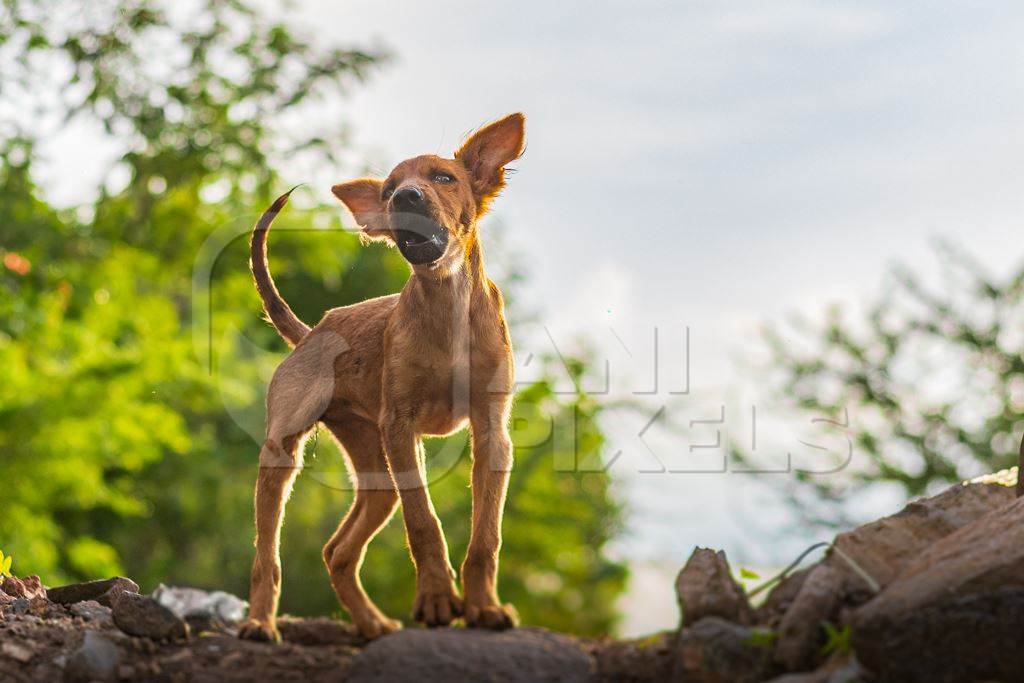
734, 244, 1024, 527
0, 0, 626, 634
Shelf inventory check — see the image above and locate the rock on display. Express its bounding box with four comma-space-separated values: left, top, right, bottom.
1, 640, 35, 663
774, 564, 842, 671
756, 567, 811, 627
852, 495, 1024, 682
675, 547, 754, 627
69, 599, 114, 626
277, 616, 360, 646
1, 575, 46, 599
673, 617, 774, 683
5, 596, 59, 617
764, 657, 862, 683
111, 591, 189, 641
64, 631, 121, 682
48, 577, 139, 607
152, 584, 247, 622
773, 480, 1012, 671
346, 627, 596, 683
591, 632, 675, 683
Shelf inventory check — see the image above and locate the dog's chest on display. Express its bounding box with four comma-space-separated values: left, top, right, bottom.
406, 354, 471, 436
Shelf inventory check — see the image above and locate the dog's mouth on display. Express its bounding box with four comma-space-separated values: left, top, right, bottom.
392, 211, 448, 265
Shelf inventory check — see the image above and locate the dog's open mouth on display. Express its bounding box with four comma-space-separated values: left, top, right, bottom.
393, 212, 448, 265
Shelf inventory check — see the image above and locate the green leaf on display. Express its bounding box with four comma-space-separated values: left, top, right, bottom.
739, 567, 760, 580
820, 622, 852, 656
744, 627, 777, 649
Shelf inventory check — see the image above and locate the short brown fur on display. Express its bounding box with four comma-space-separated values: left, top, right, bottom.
239, 113, 526, 641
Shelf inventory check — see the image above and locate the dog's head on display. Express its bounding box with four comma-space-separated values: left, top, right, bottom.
332, 113, 525, 272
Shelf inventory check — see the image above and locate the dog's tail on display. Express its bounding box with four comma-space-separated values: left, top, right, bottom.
1018, 432, 1024, 497
250, 188, 311, 347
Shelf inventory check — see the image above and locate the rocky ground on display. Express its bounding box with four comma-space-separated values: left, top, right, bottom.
2, 473, 1023, 682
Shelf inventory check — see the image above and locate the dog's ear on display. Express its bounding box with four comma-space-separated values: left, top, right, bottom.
331, 178, 391, 242
455, 112, 525, 210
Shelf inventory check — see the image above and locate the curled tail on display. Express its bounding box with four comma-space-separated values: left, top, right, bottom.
250, 188, 311, 347
1018, 433, 1024, 497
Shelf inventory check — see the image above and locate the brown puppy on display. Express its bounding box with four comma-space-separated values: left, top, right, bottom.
238, 114, 525, 642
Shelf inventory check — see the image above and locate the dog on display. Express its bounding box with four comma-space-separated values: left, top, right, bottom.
238, 113, 526, 642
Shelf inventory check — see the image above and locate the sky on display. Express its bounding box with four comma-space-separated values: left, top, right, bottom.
293, 0, 1024, 635
32, 0, 1024, 635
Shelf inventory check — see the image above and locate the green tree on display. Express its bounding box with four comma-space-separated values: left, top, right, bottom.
736, 245, 1024, 527
0, 0, 625, 634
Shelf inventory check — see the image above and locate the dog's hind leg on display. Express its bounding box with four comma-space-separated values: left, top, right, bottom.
239, 345, 334, 642
237, 429, 308, 642
321, 416, 401, 639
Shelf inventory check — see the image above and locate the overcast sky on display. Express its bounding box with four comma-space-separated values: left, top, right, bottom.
34, 0, 1024, 635
288, 0, 1024, 633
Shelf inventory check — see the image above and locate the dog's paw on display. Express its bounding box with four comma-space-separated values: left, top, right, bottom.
464, 600, 519, 630
413, 581, 463, 628
356, 614, 403, 640
237, 618, 281, 643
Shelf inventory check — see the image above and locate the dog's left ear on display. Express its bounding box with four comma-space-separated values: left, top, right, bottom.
455, 112, 525, 209
332, 178, 392, 243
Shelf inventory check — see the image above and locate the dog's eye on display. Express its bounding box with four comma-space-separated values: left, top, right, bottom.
432, 173, 454, 184
381, 185, 395, 201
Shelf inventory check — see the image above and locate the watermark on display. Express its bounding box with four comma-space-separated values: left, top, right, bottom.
191, 204, 855, 491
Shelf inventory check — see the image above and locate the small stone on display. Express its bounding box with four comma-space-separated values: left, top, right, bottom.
64, 631, 121, 682
48, 577, 140, 607
1, 640, 34, 663
6, 596, 52, 616
1, 575, 46, 600
111, 592, 189, 641
70, 599, 114, 626
676, 547, 754, 627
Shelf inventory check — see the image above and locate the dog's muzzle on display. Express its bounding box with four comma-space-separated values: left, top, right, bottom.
391, 187, 448, 265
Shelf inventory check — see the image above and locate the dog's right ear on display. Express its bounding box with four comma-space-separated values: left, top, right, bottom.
456, 113, 526, 213
332, 179, 391, 242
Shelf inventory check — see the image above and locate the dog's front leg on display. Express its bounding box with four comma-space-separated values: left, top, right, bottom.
461, 399, 519, 629
382, 418, 463, 627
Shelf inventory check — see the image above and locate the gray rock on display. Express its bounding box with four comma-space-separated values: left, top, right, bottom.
111, 592, 189, 641
64, 631, 121, 682
675, 547, 754, 627
69, 599, 114, 626
347, 627, 597, 683
48, 577, 139, 607
852, 495, 1024, 682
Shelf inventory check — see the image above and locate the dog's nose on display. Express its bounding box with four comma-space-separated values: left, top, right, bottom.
392, 186, 425, 211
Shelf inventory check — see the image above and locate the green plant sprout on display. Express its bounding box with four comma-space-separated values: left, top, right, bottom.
820, 622, 853, 657
745, 627, 777, 649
